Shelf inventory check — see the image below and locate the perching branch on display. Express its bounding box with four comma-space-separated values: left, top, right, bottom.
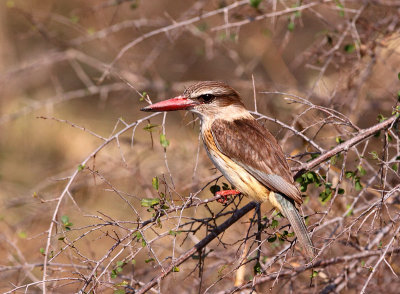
293, 114, 399, 177
136, 202, 258, 294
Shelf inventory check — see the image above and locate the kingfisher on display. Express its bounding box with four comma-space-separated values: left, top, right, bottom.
141, 81, 315, 258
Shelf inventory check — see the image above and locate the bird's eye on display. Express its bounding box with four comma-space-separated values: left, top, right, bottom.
198, 94, 215, 103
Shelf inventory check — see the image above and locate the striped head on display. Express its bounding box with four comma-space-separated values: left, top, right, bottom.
141, 81, 250, 121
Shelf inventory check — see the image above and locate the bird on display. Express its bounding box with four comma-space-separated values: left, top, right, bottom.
141, 81, 315, 258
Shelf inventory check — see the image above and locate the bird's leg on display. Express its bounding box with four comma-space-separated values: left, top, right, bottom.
216, 189, 241, 203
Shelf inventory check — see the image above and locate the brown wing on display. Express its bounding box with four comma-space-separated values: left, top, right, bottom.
211, 118, 302, 205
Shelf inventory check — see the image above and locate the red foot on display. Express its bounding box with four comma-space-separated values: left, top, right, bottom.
216, 189, 241, 204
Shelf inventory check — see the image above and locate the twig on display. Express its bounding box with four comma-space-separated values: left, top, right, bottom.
293, 115, 399, 176
135, 202, 258, 294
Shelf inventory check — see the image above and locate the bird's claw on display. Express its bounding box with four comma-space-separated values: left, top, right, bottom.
216, 189, 241, 204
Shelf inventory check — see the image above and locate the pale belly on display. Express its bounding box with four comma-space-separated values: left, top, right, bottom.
205, 145, 270, 203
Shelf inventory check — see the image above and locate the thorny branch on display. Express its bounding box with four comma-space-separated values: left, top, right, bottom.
134, 114, 400, 293
2, 1, 400, 293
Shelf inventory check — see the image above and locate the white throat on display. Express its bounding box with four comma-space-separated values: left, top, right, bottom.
192, 104, 254, 132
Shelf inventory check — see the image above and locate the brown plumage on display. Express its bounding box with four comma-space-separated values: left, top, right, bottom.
141, 81, 315, 258
210, 118, 302, 205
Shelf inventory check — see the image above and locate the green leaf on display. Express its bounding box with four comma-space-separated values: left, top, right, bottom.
114, 290, 125, 294
398, 72, 400, 80
40, 248, 45, 255
311, 270, 318, 278
61, 215, 69, 224
296, 171, 321, 192
254, 261, 262, 274
61, 215, 73, 230
116, 261, 124, 267
78, 164, 85, 171
345, 171, 354, 179
319, 185, 332, 203
111, 269, 117, 278
370, 151, 379, 160
335, 0, 345, 17
310, 153, 320, 159
117, 281, 127, 288
172, 266, 180, 272
271, 219, 279, 228
392, 105, 400, 115
160, 134, 170, 148
143, 123, 159, 132
130, 0, 139, 9
355, 178, 363, 191
141, 198, 160, 207
268, 235, 277, 242
152, 176, 159, 190
17, 231, 27, 239
336, 136, 344, 144
145, 258, 155, 263
345, 204, 353, 216
139, 92, 147, 102
249, 0, 262, 8
344, 43, 355, 53
330, 155, 338, 165
392, 164, 398, 172
338, 188, 345, 194
287, 20, 295, 32
377, 114, 386, 122
357, 165, 366, 176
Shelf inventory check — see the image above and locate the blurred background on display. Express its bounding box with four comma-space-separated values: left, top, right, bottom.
1, 0, 400, 293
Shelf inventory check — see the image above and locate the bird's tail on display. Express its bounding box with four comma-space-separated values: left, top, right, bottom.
274, 192, 315, 259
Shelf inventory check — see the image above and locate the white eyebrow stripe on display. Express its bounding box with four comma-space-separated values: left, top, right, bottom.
192, 87, 229, 97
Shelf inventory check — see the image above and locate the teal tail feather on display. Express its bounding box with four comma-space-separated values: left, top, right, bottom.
275, 192, 315, 259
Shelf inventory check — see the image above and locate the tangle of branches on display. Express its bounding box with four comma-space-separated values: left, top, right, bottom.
1, 1, 400, 293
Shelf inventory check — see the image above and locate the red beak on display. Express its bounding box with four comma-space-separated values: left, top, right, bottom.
141, 95, 198, 112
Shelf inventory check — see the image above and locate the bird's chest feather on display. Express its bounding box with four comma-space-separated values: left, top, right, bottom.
201, 128, 269, 203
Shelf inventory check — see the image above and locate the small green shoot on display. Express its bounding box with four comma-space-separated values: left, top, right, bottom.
152, 176, 159, 190
61, 215, 73, 231
160, 134, 170, 148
